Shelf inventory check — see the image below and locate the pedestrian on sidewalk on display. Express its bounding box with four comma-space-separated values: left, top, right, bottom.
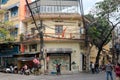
56, 63, 61, 75
105, 61, 113, 80
95, 63, 99, 73
114, 63, 120, 80
90, 62, 95, 74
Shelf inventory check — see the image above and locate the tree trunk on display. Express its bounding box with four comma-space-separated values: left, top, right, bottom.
95, 47, 102, 65
95, 25, 116, 65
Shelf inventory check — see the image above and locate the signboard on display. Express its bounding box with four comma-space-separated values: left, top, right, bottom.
0, 45, 19, 57
46, 48, 72, 53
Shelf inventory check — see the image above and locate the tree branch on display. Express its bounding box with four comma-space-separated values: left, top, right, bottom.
115, 21, 120, 27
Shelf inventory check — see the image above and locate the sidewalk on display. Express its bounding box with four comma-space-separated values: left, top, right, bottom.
0, 71, 116, 80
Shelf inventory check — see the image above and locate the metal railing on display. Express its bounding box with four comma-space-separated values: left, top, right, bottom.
22, 33, 85, 41
25, 0, 79, 17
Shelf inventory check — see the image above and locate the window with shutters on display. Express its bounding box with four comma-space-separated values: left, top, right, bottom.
55, 25, 63, 34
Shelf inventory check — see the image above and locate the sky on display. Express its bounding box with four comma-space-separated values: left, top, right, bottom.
83, 0, 103, 14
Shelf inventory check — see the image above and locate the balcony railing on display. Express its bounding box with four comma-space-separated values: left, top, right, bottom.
25, 0, 79, 18
22, 33, 85, 41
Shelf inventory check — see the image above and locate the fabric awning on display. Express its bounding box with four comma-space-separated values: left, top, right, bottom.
7, 3, 19, 10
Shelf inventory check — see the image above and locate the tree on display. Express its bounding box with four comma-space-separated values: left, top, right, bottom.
0, 9, 14, 42
96, 0, 120, 25
87, 0, 120, 65
87, 15, 112, 63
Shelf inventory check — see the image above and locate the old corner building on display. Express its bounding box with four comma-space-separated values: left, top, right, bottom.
1, 0, 89, 73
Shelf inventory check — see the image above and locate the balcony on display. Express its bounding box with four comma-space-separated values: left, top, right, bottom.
21, 32, 85, 43
24, 0, 80, 21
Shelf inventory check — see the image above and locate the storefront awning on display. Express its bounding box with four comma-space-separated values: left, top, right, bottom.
13, 52, 39, 57
46, 48, 72, 53
14, 24, 19, 28
0, 55, 13, 57
17, 57, 34, 61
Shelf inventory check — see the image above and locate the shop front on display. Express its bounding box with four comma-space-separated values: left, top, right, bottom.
46, 48, 72, 73
13, 52, 39, 69
0, 43, 19, 67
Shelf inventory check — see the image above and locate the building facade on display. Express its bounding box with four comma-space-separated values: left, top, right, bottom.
0, 0, 89, 73
0, 0, 31, 67
21, 0, 88, 73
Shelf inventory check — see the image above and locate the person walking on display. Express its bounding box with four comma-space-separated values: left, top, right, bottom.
90, 62, 95, 74
115, 63, 120, 80
105, 61, 113, 80
95, 63, 99, 73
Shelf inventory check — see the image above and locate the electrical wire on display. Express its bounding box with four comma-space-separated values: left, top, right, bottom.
79, 0, 88, 46
25, 0, 40, 33
25, 0, 82, 41
44, 24, 80, 31
43, 34, 82, 40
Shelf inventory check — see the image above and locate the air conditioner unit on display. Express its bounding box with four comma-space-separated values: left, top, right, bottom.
80, 28, 85, 34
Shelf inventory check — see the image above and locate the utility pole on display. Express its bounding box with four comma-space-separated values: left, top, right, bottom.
39, 20, 44, 60
79, 0, 89, 71
25, 0, 44, 73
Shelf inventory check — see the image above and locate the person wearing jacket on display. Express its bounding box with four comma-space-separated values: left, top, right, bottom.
115, 63, 120, 80
105, 61, 113, 80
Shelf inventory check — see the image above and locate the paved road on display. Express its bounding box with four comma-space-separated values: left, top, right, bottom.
0, 72, 116, 80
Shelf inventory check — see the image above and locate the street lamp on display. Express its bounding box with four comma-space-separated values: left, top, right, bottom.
25, 0, 44, 71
